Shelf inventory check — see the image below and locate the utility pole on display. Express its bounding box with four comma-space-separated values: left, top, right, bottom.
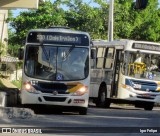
108, 0, 114, 41
107, 0, 148, 41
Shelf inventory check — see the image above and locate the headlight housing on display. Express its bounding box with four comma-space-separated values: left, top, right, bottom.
23, 82, 40, 94
121, 84, 132, 91
72, 86, 88, 96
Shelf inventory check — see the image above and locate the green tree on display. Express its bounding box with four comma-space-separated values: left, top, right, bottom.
8, 0, 160, 45
8, 1, 67, 46
130, 0, 160, 41
114, 0, 160, 42
8, 0, 109, 41
114, 0, 135, 39
65, 0, 108, 39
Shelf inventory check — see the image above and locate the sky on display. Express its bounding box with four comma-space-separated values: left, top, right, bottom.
11, 0, 160, 18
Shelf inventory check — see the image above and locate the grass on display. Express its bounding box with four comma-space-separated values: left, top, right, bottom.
0, 74, 22, 89
0, 79, 7, 89
11, 80, 22, 89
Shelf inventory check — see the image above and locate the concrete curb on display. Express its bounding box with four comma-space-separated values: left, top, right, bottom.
0, 107, 35, 119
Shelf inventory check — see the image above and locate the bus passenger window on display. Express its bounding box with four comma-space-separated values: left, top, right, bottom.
105, 59, 113, 68
104, 48, 114, 69
91, 48, 96, 69
97, 48, 105, 57
97, 58, 104, 68
96, 47, 105, 68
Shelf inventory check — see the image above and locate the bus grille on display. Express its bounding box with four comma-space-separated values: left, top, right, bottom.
127, 79, 158, 92
43, 96, 67, 102
136, 96, 155, 100
132, 80, 157, 86
33, 82, 74, 94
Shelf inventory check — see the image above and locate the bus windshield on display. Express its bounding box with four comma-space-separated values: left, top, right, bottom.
24, 45, 89, 81
123, 51, 160, 81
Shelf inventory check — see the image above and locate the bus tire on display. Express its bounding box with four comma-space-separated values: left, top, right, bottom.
79, 107, 87, 115
144, 102, 154, 111
105, 98, 111, 108
96, 86, 110, 108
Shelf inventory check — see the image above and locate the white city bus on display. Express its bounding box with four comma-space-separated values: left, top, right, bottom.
19, 27, 90, 115
90, 39, 160, 110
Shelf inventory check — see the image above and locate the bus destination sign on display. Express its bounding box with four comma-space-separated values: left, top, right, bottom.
37, 34, 81, 44
132, 43, 160, 52
27, 32, 89, 46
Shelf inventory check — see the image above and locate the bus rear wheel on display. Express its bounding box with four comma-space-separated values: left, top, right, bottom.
96, 86, 110, 108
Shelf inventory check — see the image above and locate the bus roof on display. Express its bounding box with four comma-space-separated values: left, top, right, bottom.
28, 27, 90, 36
92, 39, 160, 45
91, 39, 125, 49
92, 39, 160, 52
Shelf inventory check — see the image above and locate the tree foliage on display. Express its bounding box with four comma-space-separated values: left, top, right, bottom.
114, 0, 135, 39
114, 0, 160, 41
130, 0, 160, 41
8, 0, 160, 57
9, 1, 66, 45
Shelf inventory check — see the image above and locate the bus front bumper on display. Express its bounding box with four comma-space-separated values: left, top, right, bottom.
20, 90, 88, 108
119, 87, 160, 103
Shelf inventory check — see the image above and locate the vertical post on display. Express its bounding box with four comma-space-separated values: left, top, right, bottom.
108, 0, 114, 41
0, 13, 5, 41
0, 13, 5, 61
0, 92, 7, 107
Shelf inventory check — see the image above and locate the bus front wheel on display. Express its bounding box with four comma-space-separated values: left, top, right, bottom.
144, 102, 154, 111
79, 107, 87, 115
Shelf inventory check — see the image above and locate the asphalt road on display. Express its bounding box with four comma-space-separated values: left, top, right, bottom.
0, 104, 160, 136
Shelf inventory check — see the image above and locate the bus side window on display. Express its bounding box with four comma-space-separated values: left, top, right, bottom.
96, 47, 105, 68
104, 48, 114, 69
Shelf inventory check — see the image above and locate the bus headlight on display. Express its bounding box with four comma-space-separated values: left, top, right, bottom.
72, 86, 88, 96
24, 82, 39, 94
25, 83, 31, 90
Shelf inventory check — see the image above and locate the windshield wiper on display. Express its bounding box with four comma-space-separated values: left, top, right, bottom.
62, 45, 75, 61
40, 42, 49, 61
40, 42, 52, 71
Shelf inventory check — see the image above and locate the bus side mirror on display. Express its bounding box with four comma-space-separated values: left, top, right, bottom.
18, 48, 24, 60
91, 49, 96, 59
120, 53, 124, 63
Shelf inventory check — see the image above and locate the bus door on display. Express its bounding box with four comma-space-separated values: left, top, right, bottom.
90, 47, 104, 98
111, 49, 123, 98
103, 47, 115, 97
